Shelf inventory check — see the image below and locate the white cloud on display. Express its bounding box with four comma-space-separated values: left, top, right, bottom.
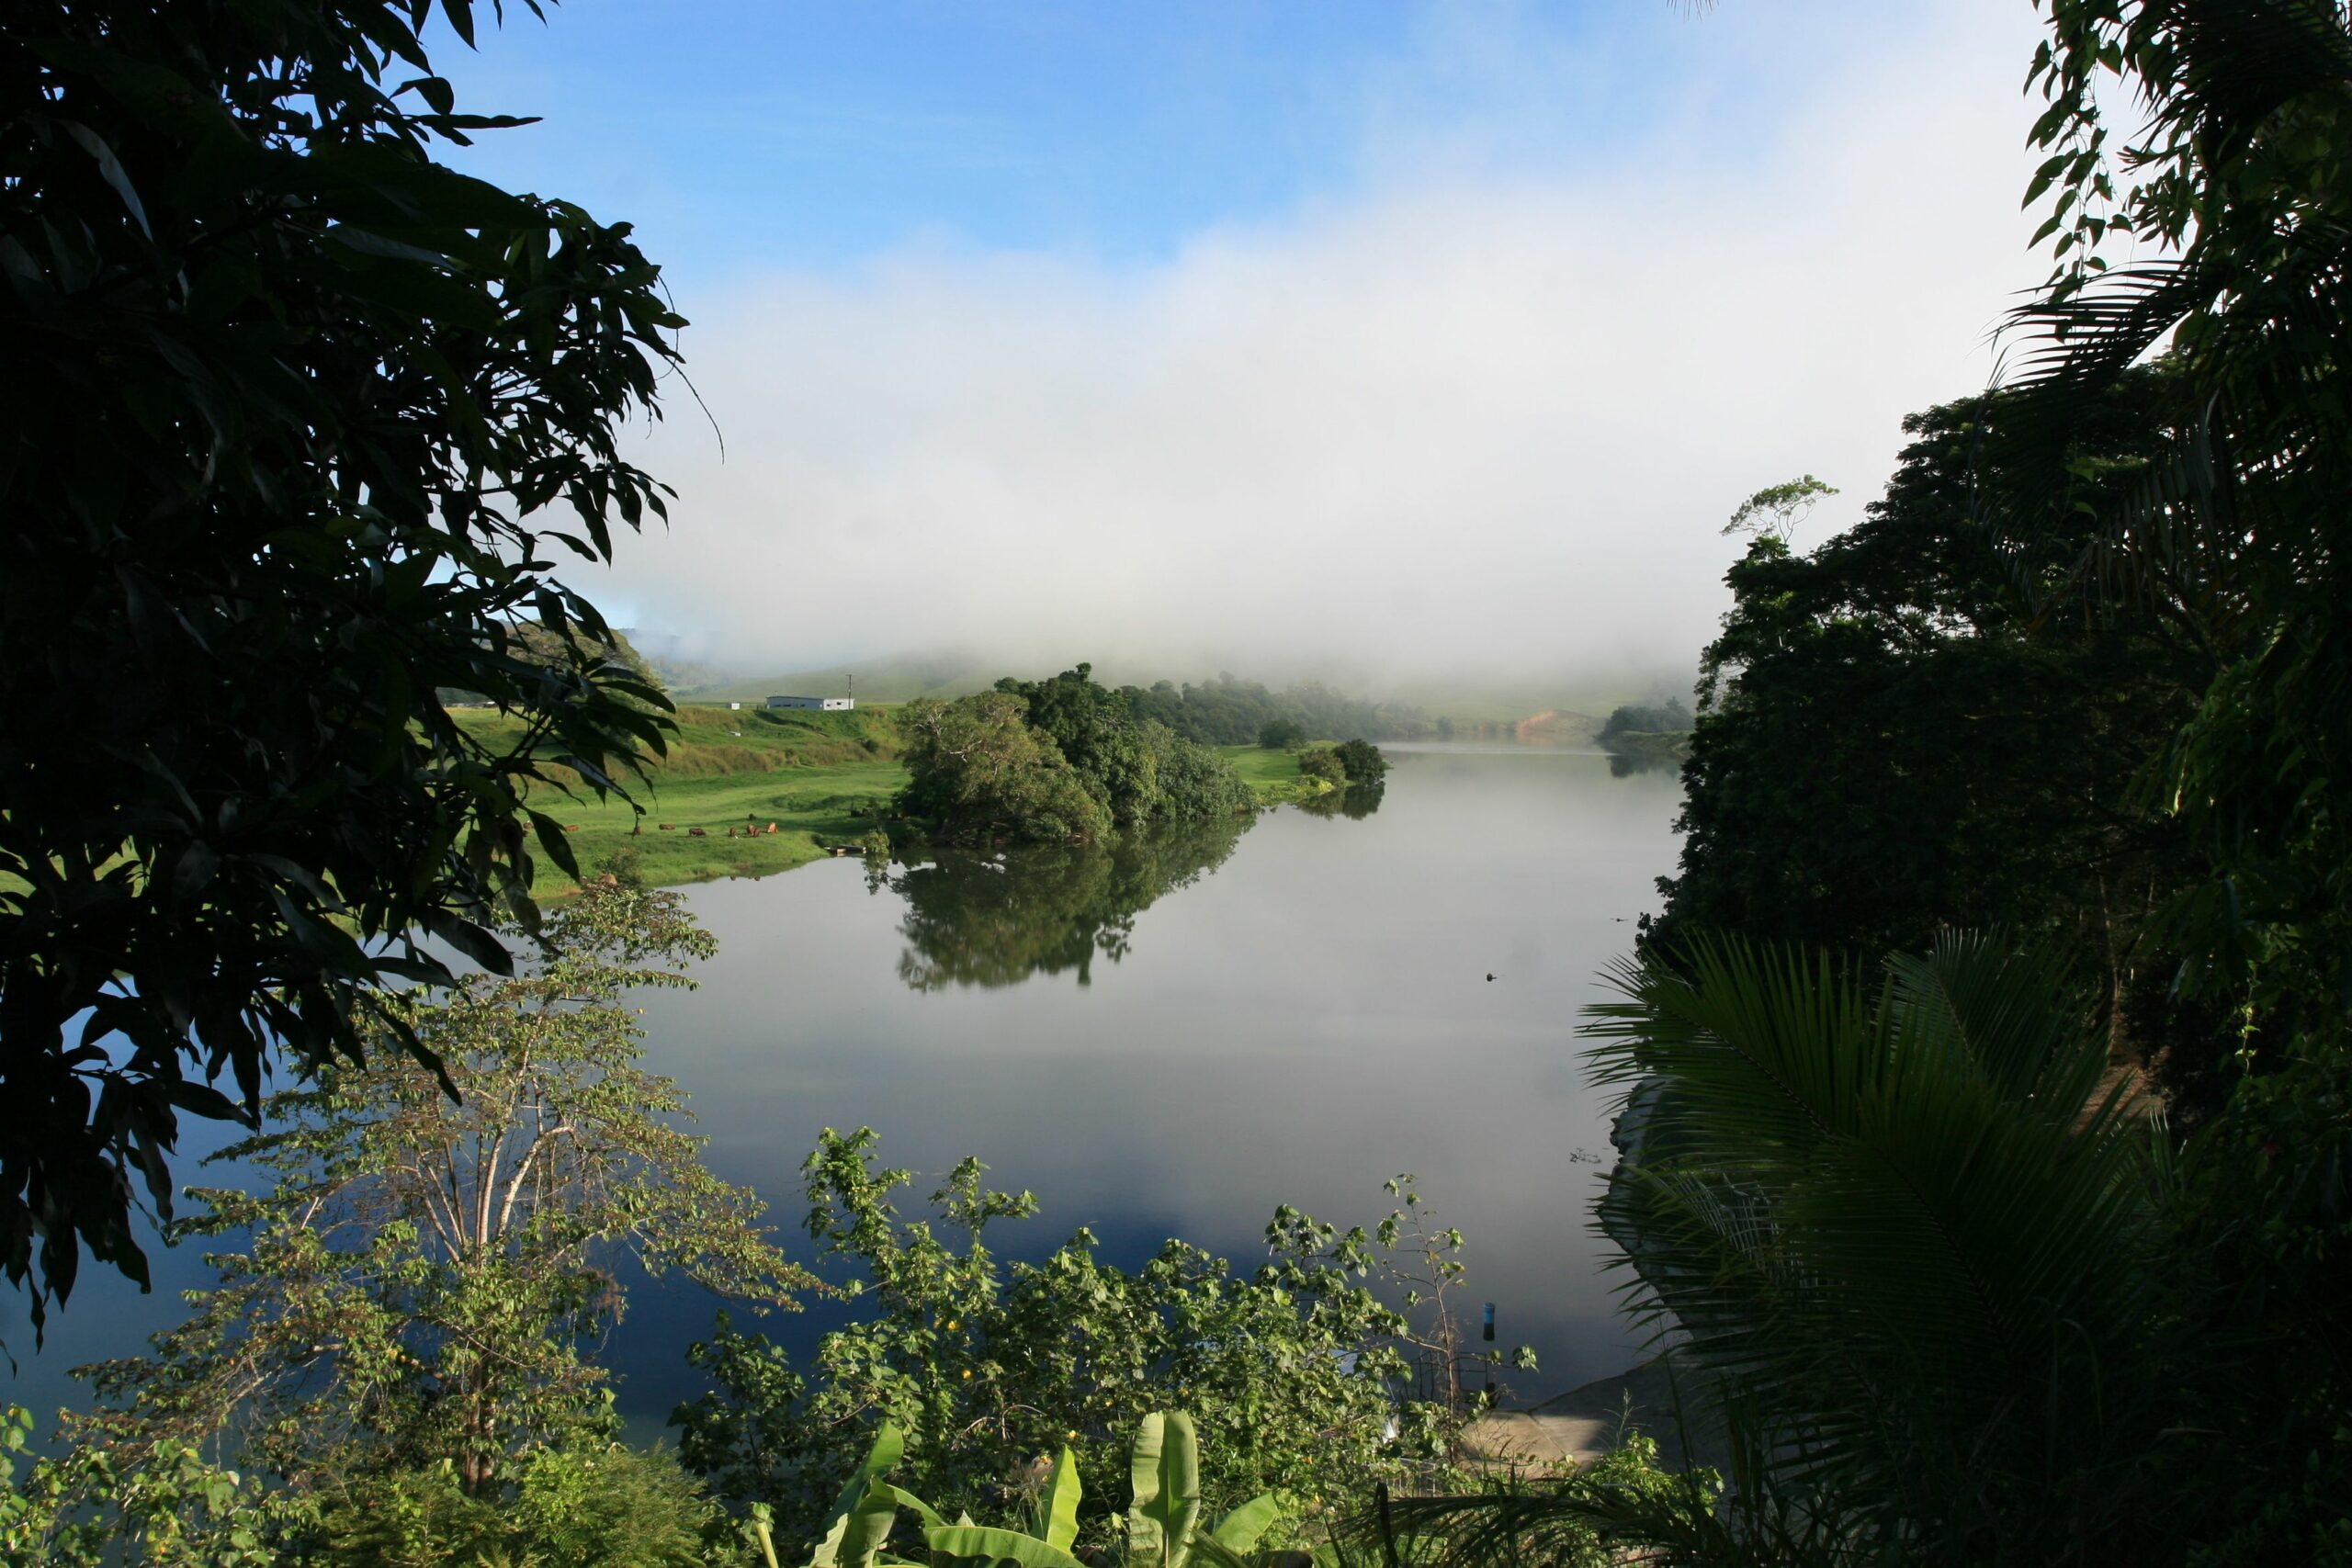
597, 1, 2053, 693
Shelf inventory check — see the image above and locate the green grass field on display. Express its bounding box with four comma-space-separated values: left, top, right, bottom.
1216, 743, 1329, 805
458, 703, 909, 888
523, 760, 910, 887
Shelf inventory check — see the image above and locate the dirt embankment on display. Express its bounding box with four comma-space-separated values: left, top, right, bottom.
1513, 709, 1602, 745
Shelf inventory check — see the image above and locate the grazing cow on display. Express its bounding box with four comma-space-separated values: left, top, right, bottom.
658, 823, 674, 831
688, 827, 707, 837
564, 824, 582, 832
767, 823, 779, 833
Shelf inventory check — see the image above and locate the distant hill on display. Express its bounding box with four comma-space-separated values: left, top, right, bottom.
616, 627, 733, 694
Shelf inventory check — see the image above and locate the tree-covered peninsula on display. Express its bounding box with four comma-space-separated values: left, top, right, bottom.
896, 665, 1256, 845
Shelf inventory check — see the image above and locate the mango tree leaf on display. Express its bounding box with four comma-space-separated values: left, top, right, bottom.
62, 120, 150, 237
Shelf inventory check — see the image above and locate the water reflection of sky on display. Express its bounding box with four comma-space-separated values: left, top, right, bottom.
615, 744, 1683, 1425
1, 1106, 251, 1431
5, 745, 1683, 1438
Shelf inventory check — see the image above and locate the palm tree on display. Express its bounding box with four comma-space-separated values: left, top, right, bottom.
1395, 933, 2183, 1566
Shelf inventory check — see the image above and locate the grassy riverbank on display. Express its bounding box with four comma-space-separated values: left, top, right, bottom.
460, 703, 908, 886
1217, 743, 1334, 805
461, 710, 1324, 890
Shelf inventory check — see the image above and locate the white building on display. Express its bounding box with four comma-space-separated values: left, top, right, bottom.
766, 694, 855, 711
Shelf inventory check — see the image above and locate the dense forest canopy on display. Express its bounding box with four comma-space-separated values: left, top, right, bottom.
1651, 369, 2227, 1097
1595, 700, 1690, 743
1118, 673, 1433, 744
896, 665, 1255, 845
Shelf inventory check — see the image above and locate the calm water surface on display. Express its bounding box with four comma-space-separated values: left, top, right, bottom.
608, 742, 1683, 1420
3, 745, 1683, 1429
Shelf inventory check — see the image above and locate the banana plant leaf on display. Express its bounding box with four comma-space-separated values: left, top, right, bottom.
1038, 1444, 1083, 1551
926, 1525, 1091, 1568
1207, 1492, 1289, 1555
810, 1424, 907, 1568
1126, 1412, 1203, 1568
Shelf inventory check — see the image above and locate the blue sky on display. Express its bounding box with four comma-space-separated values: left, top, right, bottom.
445, 1, 1413, 272
439, 1, 1797, 278
424, 2, 2061, 685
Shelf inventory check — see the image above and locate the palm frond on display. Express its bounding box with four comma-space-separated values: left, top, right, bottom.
1572, 933, 2177, 1557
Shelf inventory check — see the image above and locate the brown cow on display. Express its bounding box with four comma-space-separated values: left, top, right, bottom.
688, 827, 707, 837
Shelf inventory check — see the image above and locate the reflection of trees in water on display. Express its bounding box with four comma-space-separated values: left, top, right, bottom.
1608, 752, 1681, 780
1295, 784, 1385, 820
889, 814, 1252, 989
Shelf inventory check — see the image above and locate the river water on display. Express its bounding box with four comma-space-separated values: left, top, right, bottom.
605, 742, 1685, 1423
3, 743, 1684, 1431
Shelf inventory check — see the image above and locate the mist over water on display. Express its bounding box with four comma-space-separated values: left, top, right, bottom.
603, 743, 1683, 1427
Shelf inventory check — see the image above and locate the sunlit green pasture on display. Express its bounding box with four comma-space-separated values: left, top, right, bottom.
525, 761, 909, 887
458, 702, 908, 888
1216, 743, 1330, 805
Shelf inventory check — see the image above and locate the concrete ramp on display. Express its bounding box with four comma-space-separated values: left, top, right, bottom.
1462, 1357, 1728, 1474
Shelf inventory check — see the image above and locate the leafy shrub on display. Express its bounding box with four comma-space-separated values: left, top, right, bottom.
1146, 726, 1256, 820
1332, 739, 1389, 784
1296, 747, 1348, 784
3, 1404, 300, 1567
674, 1134, 1521, 1547
313, 1442, 721, 1568
896, 694, 1116, 845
